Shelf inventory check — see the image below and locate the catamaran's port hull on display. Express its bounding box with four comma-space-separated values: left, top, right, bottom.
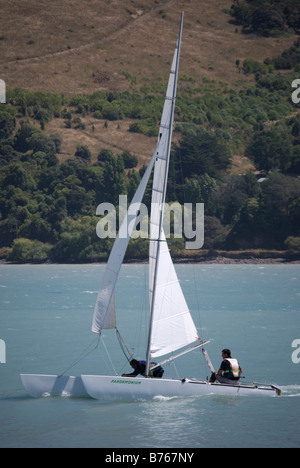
20, 374, 89, 398
20, 374, 281, 399
81, 375, 281, 400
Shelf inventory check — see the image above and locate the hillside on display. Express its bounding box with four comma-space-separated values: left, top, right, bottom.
1, 0, 300, 263
1, 0, 296, 94
0, 0, 297, 162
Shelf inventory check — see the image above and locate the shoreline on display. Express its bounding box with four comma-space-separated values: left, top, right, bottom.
1, 251, 300, 265
174, 257, 300, 265
172, 250, 300, 264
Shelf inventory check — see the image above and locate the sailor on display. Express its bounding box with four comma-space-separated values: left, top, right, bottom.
122, 359, 164, 378
210, 349, 242, 384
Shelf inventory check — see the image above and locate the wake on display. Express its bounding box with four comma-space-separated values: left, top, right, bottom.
280, 385, 300, 397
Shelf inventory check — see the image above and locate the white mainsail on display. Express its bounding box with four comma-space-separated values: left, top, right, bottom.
147, 12, 199, 364
149, 231, 200, 358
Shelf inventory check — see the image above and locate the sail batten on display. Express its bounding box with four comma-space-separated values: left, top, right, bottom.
153, 309, 191, 323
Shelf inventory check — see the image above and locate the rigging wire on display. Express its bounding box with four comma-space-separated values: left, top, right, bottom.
101, 336, 118, 376
192, 262, 211, 376
172, 360, 180, 379
116, 329, 133, 363
130, 264, 148, 359
59, 335, 100, 377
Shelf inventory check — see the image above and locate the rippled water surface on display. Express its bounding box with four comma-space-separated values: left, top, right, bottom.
0, 264, 299, 448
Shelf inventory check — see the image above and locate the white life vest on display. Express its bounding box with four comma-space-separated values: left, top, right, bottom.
224, 358, 240, 378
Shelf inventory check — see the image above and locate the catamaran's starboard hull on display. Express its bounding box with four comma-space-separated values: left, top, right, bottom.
81, 375, 281, 401
20, 374, 89, 398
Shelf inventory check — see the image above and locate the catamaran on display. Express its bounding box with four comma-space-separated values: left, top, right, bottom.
21, 13, 281, 400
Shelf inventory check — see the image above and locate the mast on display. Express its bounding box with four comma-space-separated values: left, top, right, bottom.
145, 12, 184, 376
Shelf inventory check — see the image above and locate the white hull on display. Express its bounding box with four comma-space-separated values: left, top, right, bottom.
21, 374, 281, 399
20, 374, 89, 398
81, 375, 281, 401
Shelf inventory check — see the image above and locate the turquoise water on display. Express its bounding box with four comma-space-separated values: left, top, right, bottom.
0, 264, 299, 448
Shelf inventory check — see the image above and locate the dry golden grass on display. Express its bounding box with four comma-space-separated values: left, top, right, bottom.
1, 0, 296, 94
45, 116, 158, 166
0, 0, 297, 164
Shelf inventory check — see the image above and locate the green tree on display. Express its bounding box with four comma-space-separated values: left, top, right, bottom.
227, 198, 262, 249
173, 129, 231, 180
212, 176, 249, 226
203, 216, 228, 250
102, 102, 123, 121
26, 129, 56, 158
14, 122, 36, 152
1, 162, 36, 191
103, 153, 127, 205
246, 127, 294, 173
121, 150, 138, 169
97, 149, 114, 164
50, 133, 62, 153
19, 214, 53, 243
199, 173, 217, 216
128, 170, 141, 202
185, 178, 203, 204
257, 173, 300, 248
230, 0, 300, 36
51, 217, 103, 262
285, 237, 300, 255
75, 144, 91, 161
115, 155, 127, 198
0, 111, 16, 139
54, 174, 93, 216
8, 238, 52, 263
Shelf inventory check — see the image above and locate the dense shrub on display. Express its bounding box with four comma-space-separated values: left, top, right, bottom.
75, 144, 91, 161
230, 0, 300, 37
8, 238, 52, 263
285, 236, 300, 254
